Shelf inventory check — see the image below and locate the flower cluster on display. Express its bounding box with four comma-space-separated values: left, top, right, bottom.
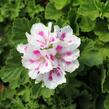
17, 22, 80, 89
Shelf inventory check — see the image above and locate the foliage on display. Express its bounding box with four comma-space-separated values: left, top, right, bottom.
0, 0, 109, 108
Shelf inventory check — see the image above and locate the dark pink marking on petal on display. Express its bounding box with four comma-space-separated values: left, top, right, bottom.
50, 37, 55, 42
38, 31, 47, 43
45, 62, 48, 67
65, 61, 72, 65
56, 67, 61, 76
57, 71, 60, 76
33, 50, 40, 56
50, 54, 55, 61
56, 45, 63, 52
48, 71, 53, 81
29, 59, 35, 63
66, 51, 72, 56
39, 31, 44, 36
60, 33, 66, 41
68, 40, 73, 43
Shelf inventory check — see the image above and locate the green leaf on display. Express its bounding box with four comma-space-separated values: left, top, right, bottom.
0, 49, 29, 89
40, 87, 54, 98
102, 76, 109, 93
26, 0, 44, 17
102, 1, 109, 18
17, 87, 31, 102
101, 68, 106, 93
0, 0, 24, 22
52, 0, 69, 10
12, 18, 30, 45
99, 46, 109, 59
56, 17, 70, 27
81, 51, 103, 66
0, 87, 16, 100
80, 39, 103, 66
94, 19, 109, 42
78, 0, 100, 20
63, 104, 76, 109
104, 95, 109, 109
45, 3, 63, 20
68, 7, 79, 35
77, 90, 92, 109
72, 0, 80, 6
11, 97, 25, 109
31, 83, 42, 99
79, 17, 96, 32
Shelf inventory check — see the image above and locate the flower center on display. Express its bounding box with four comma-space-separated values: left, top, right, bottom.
41, 44, 53, 50
55, 53, 61, 59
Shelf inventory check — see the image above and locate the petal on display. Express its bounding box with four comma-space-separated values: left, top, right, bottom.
31, 23, 49, 37
28, 69, 39, 79
47, 48, 58, 68
26, 33, 47, 48
49, 33, 58, 44
24, 45, 41, 60
21, 46, 43, 70
61, 25, 73, 34
39, 58, 53, 74
62, 49, 80, 62
25, 32, 32, 43
64, 35, 81, 47
21, 56, 41, 69
35, 74, 43, 81
43, 68, 66, 89
29, 23, 50, 48
54, 25, 60, 33
48, 22, 52, 32
61, 60, 79, 72
57, 26, 73, 41
17, 44, 28, 54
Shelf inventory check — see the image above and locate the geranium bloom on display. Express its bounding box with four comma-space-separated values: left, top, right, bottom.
17, 22, 81, 89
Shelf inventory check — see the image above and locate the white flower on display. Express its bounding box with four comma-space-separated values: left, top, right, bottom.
17, 22, 81, 89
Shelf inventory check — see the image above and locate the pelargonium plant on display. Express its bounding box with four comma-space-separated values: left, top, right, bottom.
17, 22, 81, 89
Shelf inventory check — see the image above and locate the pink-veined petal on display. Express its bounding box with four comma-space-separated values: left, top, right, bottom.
39, 58, 53, 74
60, 26, 73, 36
62, 49, 80, 62
49, 33, 58, 44
31, 23, 49, 37
43, 67, 66, 89
21, 56, 42, 70
27, 23, 50, 48
61, 60, 79, 72
64, 34, 81, 47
